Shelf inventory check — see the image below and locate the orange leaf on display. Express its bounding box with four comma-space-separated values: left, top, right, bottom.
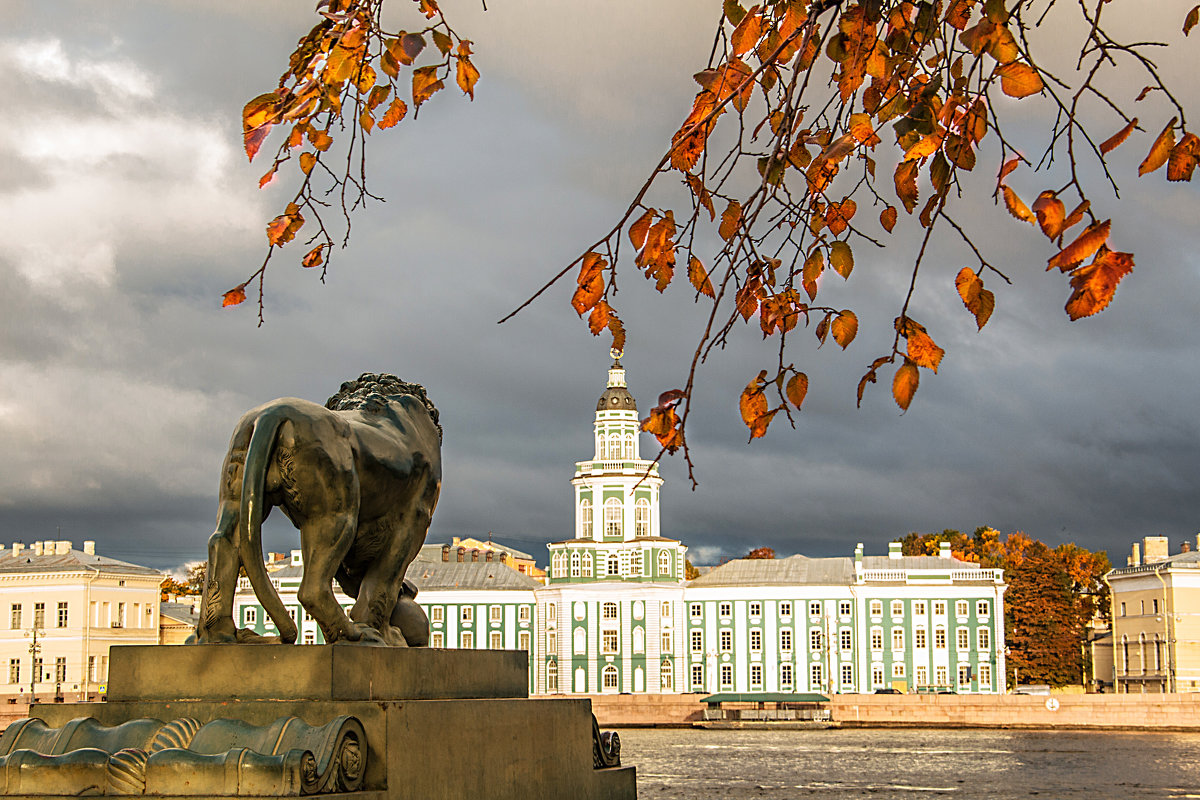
299, 152, 316, 175
688, 255, 715, 298
739, 371, 769, 428
1047, 219, 1111, 272
997, 157, 1020, 185
1139, 117, 1177, 176
1186, 5, 1200, 35
802, 249, 823, 300
1064, 247, 1133, 320
880, 206, 898, 232
629, 209, 655, 250
997, 62, 1043, 98
412, 66, 444, 108
955, 267, 995, 329
1001, 186, 1036, 224
1061, 200, 1091, 234
730, 7, 764, 57
242, 93, 280, 162
1031, 191, 1065, 239
309, 129, 333, 152
301, 244, 326, 269
1099, 118, 1137, 155
903, 133, 943, 162
641, 406, 683, 452
588, 299, 613, 335
456, 56, 480, 99
825, 199, 857, 236
831, 310, 857, 349
266, 203, 305, 247
829, 241, 854, 279
571, 252, 607, 315
378, 98, 408, 130
258, 164, 277, 189
905, 328, 945, 373
892, 361, 919, 410
894, 160, 919, 213
719, 200, 743, 241
1167, 132, 1200, 182
222, 285, 247, 307
785, 372, 809, 409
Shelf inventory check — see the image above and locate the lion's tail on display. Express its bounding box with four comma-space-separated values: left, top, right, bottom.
239, 406, 299, 644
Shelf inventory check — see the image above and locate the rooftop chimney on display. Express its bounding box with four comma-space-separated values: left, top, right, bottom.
1143, 536, 1169, 564
11, 543, 22, 556
291, 550, 303, 566
938, 541, 952, 559
83, 541, 95, 555
1130, 542, 1141, 567
452, 537, 461, 546
55, 540, 71, 555
888, 542, 903, 560
32, 542, 43, 557
854, 543, 864, 566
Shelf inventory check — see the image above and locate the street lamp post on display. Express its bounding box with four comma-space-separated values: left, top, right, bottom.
25, 626, 44, 700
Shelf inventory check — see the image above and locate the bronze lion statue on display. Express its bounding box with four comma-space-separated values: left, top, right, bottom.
193, 373, 441, 646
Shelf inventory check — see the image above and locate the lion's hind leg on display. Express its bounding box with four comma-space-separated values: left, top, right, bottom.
298, 512, 363, 644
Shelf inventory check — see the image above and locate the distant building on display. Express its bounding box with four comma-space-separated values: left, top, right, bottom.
159, 602, 199, 645
0, 540, 165, 707
1106, 535, 1200, 692
445, 537, 546, 582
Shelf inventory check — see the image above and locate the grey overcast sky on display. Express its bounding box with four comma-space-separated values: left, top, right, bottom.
1, 1, 1198, 572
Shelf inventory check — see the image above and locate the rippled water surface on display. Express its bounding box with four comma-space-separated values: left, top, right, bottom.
620, 728, 1200, 799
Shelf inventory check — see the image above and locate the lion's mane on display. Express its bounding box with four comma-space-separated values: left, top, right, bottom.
325, 373, 442, 441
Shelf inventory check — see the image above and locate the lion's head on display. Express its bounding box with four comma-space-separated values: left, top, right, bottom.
326, 373, 442, 441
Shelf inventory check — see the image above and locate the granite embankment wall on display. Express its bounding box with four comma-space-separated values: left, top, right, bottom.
580, 693, 1200, 730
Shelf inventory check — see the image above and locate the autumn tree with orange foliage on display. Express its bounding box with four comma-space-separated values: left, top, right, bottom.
902, 527, 1111, 687
226, 0, 1199, 481
744, 546, 778, 559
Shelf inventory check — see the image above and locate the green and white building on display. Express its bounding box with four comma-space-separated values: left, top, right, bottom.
233, 355, 1007, 695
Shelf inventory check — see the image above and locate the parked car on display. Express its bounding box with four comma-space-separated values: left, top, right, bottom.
874, 688, 902, 694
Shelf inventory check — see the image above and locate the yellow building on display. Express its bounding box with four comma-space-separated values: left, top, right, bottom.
1106, 535, 1200, 693
0, 540, 165, 709
447, 537, 546, 582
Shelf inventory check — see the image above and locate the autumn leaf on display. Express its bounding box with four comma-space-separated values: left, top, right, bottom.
1047, 219, 1111, 272
266, 203, 304, 246
880, 206, 898, 232
894, 160, 919, 213
629, 209, 655, 249
997, 62, 1043, 98
378, 98, 408, 130
1064, 247, 1134, 320
1031, 191, 1065, 240
456, 56, 480, 99
1099, 118, 1138, 155
412, 66, 444, 108
739, 371, 771, 438
802, 249, 823, 300
242, 93, 280, 161
1167, 132, 1200, 182
299, 152, 316, 175
730, 6, 764, 57
1001, 186, 1036, 224
719, 200, 743, 241
829, 241, 854, 279
955, 267, 995, 329
688, 255, 716, 298
588, 299, 614, 335
642, 406, 684, 452
905, 327, 945, 373
1186, 5, 1200, 35
903, 133, 943, 162
997, 157, 1020, 186
892, 361, 919, 411
786, 372, 808, 409
831, 311, 858, 349
222, 284, 247, 307
301, 244, 326, 269
1139, 117, 1177, 176
309, 128, 333, 152
258, 164, 277, 188
826, 199, 857, 236
1061, 200, 1090, 234
571, 251, 607, 315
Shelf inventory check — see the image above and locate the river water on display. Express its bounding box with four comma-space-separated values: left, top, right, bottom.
619, 728, 1200, 799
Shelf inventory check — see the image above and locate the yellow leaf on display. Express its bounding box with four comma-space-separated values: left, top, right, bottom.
739, 371, 769, 426
892, 361, 919, 411
1001, 186, 1036, 224
894, 160, 919, 213
301, 244, 326, 269
786, 373, 808, 409
299, 152, 316, 174
903, 133, 943, 162
378, 98, 408, 130
955, 267, 995, 329
688, 255, 716, 298
829, 241, 854, 279
412, 66, 444, 108
456, 56, 480, 99
629, 209, 655, 250
825, 199, 857, 236
719, 200, 743, 241
1047, 219, 1111, 272
1099, 118, 1138, 155
1138, 117, 1177, 176
831, 311, 857, 349
997, 62, 1043, 98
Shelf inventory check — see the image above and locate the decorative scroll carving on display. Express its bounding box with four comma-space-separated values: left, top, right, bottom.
591, 714, 621, 769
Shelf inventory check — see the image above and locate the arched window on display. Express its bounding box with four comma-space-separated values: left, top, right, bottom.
604, 498, 622, 538
635, 498, 651, 537
607, 554, 620, 576
570, 551, 581, 577
574, 667, 586, 693
597, 435, 605, 460
579, 499, 592, 539
573, 628, 586, 654
625, 433, 635, 460
602, 664, 619, 691
630, 552, 642, 577
658, 550, 671, 576
660, 660, 673, 690
581, 552, 593, 577
546, 660, 558, 692
633, 627, 645, 653
609, 433, 621, 459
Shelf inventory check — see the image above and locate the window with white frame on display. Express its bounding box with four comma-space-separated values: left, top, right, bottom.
661, 601, 672, 618
892, 662, 906, 678
574, 628, 586, 654
304, 631, 315, 645
780, 628, 793, 652
839, 628, 852, 651
609, 433, 621, 460
633, 627, 645, 653
978, 627, 990, 651
915, 627, 927, 648
490, 605, 502, 623
582, 552, 593, 577
720, 664, 733, 688
934, 601, 946, 616
603, 664, 619, 690
691, 664, 704, 689
869, 600, 883, 617
956, 600, 969, 617
8, 659, 18, 684
977, 600, 989, 617
839, 600, 852, 617
892, 627, 905, 650
811, 663, 823, 689
978, 663, 991, 689
490, 631, 503, 649
691, 630, 703, 652
780, 663, 793, 687
780, 601, 792, 617
690, 603, 702, 619
871, 627, 883, 650
660, 660, 673, 690
519, 605, 530, 622
602, 630, 619, 654
245, 607, 257, 625
431, 632, 444, 648
547, 602, 557, 621
810, 629, 823, 651
10, 605, 20, 630
914, 600, 927, 616
519, 632, 530, 652
635, 498, 651, 537
719, 601, 732, 618
658, 551, 671, 576
547, 631, 557, 653
57, 602, 68, 628
603, 602, 618, 621
809, 601, 821, 617
430, 606, 443, 623
631, 553, 642, 576
579, 499, 592, 538
604, 498, 623, 537
547, 661, 558, 691
720, 629, 733, 652
957, 627, 969, 650
872, 663, 884, 687
749, 601, 762, 618
597, 435, 606, 459
935, 627, 947, 649
958, 664, 971, 688
916, 665, 928, 686
891, 600, 904, 617
750, 629, 762, 652
607, 554, 620, 576
661, 631, 672, 652
841, 664, 854, 686
461, 631, 474, 649
936, 665, 948, 686
461, 606, 473, 623
570, 552, 581, 577
750, 664, 763, 688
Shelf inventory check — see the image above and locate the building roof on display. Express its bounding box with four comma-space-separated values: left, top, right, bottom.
688, 556, 854, 587
596, 384, 637, 413
160, 603, 199, 626
421, 540, 536, 562
548, 536, 681, 546
1109, 549, 1200, 576
407, 553, 541, 591
0, 547, 163, 578
860, 555, 977, 570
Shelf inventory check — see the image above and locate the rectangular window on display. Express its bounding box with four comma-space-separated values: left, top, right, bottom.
88, 656, 96, 682
936, 666, 948, 686
957, 628, 969, 650
602, 602, 618, 621
750, 629, 762, 652
490, 605, 502, 623
56, 602, 68, 628
661, 631, 672, 653
461, 606, 473, 623
892, 662, 906, 678
779, 601, 792, 617
304, 631, 315, 645
430, 606, 443, 623
811, 663, 823, 689
582, 554, 592, 578
750, 664, 763, 688
809, 601, 821, 618
691, 664, 704, 689
891, 600, 904, 617
870, 600, 883, 617
490, 631, 503, 649
810, 629, 823, 651
547, 631, 557, 653
602, 630, 619, 654
976, 600, 989, 617
958, 665, 971, 689
519, 605, 531, 622
431, 632, 444, 648
839, 628, 852, 651
872, 663, 884, 688
841, 664, 854, 686
839, 600, 852, 617
978, 627, 990, 651
10, 605, 21, 630
935, 628, 947, 649
1153, 599, 1160, 614
915, 628, 927, 649
749, 601, 762, 618
690, 603, 702, 618
115, 603, 125, 628
780, 663, 793, 688
934, 601, 946, 616
780, 628, 793, 652
956, 600, 969, 617
54, 657, 66, 683
244, 607, 257, 625
719, 602, 732, 618
916, 665, 928, 687
33, 658, 42, 683
691, 630, 703, 652
547, 603, 557, 621
978, 663, 992, 689
914, 601, 927, 616
892, 627, 905, 650
34, 603, 45, 629
871, 628, 883, 650
661, 601, 671, 618
1120, 602, 1126, 616
8, 659, 18, 684
720, 629, 733, 652
720, 664, 733, 689
461, 631, 474, 649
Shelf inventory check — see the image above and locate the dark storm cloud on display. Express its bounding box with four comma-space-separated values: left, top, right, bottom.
1, 1, 1198, 574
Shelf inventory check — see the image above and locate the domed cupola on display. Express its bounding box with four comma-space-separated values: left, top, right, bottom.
596, 352, 637, 412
